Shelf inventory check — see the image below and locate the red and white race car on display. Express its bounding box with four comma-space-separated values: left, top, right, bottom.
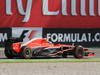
4, 38, 95, 59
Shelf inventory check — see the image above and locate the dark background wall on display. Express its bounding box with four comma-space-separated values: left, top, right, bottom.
0, 28, 12, 47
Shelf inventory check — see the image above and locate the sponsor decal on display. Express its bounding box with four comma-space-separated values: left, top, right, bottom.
2, 0, 100, 22
12, 28, 42, 42
0, 0, 100, 28
0, 28, 12, 47
46, 33, 100, 43
43, 28, 100, 47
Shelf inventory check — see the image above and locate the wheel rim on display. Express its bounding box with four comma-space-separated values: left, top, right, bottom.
74, 47, 84, 58
77, 49, 83, 57
25, 48, 31, 56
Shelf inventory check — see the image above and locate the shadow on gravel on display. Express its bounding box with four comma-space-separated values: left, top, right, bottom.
0, 56, 91, 59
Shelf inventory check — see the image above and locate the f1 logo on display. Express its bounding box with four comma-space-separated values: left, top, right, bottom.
20, 30, 37, 42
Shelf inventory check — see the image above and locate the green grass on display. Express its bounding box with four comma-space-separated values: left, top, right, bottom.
0, 59, 100, 63
0, 48, 4, 51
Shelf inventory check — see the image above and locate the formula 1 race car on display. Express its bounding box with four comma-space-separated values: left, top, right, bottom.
4, 38, 95, 59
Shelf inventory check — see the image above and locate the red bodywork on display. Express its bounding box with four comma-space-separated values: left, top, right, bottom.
11, 38, 95, 57
12, 38, 74, 53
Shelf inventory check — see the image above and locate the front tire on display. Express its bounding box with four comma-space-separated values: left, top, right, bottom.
74, 46, 84, 59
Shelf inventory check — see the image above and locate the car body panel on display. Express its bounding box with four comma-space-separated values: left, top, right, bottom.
5, 38, 95, 58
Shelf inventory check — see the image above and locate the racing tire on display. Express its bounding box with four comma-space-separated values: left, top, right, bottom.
62, 52, 67, 58
74, 46, 84, 59
4, 37, 20, 59
4, 49, 14, 59
21, 46, 32, 59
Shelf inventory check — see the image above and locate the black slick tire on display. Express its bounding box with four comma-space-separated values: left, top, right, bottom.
4, 49, 14, 59
21, 46, 32, 59
74, 46, 84, 59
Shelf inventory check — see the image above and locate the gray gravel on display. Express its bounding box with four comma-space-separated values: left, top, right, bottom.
0, 63, 100, 75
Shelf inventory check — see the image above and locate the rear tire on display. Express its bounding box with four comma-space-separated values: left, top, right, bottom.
74, 46, 84, 59
21, 46, 32, 59
4, 49, 14, 59
4, 37, 21, 59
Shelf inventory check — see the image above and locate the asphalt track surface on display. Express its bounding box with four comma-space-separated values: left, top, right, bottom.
0, 48, 100, 59
0, 62, 100, 75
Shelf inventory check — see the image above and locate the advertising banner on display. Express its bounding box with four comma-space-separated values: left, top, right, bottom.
12, 28, 42, 42
0, 28, 12, 47
0, 0, 100, 28
43, 28, 100, 47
